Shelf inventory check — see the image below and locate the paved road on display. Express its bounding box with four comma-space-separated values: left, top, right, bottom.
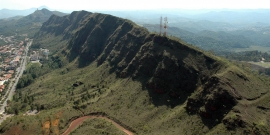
0, 39, 32, 124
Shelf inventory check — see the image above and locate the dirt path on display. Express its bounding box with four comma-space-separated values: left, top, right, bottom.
62, 115, 134, 135
225, 82, 241, 99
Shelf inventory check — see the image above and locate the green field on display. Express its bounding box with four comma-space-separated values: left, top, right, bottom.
248, 61, 270, 68
70, 118, 126, 135
234, 45, 270, 53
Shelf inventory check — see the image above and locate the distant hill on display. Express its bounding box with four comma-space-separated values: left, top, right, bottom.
0, 6, 51, 19
0, 8, 37, 19
108, 9, 270, 49
1, 10, 269, 135
103, 9, 270, 31
144, 24, 253, 52
231, 27, 270, 47
191, 10, 270, 25
1, 15, 23, 20
0, 8, 67, 36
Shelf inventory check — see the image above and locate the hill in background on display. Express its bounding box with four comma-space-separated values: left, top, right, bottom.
0, 8, 67, 36
0, 6, 51, 19
144, 24, 253, 52
95, 9, 270, 54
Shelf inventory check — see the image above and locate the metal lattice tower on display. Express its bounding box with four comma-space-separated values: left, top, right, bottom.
163, 17, 168, 36
160, 16, 163, 35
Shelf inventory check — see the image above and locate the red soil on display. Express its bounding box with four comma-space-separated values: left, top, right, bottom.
62, 115, 133, 135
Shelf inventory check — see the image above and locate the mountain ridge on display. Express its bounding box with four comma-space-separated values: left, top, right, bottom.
1, 10, 270, 134
0, 6, 51, 19
0, 8, 67, 36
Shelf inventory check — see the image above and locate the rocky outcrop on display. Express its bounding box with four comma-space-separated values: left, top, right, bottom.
33, 10, 269, 133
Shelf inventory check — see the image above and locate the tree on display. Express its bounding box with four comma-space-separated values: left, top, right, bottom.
7, 100, 11, 105
36, 104, 41, 111
30, 104, 34, 111
15, 108, 19, 115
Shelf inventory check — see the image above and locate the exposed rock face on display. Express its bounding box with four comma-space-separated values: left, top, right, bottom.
32, 10, 270, 133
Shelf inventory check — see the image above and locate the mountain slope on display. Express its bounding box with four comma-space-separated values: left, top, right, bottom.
0, 8, 67, 36
0, 8, 37, 19
1, 11, 270, 135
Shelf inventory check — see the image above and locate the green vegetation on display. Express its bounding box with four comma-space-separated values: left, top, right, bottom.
6, 91, 36, 114
0, 11, 270, 135
0, 8, 66, 37
70, 118, 126, 135
0, 81, 10, 101
144, 24, 253, 52
222, 50, 270, 62
231, 28, 270, 47
17, 55, 68, 89
6, 55, 68, 115
249, 62, 270, 68
233, 45, 270, 53
218, 50, 270, 76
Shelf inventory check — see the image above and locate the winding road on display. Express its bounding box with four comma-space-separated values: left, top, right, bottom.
0, 39, 134, 135
62, 115, 134, 135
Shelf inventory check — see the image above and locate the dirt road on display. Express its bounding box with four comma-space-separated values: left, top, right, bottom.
62, 115, 134, 135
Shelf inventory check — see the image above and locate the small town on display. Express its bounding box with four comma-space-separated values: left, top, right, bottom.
0, 35, 27, 95
0, 34, 50, 123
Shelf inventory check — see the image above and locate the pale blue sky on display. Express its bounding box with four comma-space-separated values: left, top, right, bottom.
1, 0, 270, 10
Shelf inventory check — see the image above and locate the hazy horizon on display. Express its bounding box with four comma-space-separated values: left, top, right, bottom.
1, 0, 270, 11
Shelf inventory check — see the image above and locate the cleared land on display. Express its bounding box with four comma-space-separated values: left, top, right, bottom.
234, 45, 270, 53
248, 61, 270, 68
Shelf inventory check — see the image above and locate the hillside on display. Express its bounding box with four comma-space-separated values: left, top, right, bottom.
0, 8, 67, 36
0, 11, 270, 135
144, 24, 253, 52
0, 8, 36, 19
231, 27, 270, 47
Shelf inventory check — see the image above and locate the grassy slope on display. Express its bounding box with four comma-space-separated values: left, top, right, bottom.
0, 58, 207, 134
0, 11, 270, 135
70, 118, 127, 135
0, 9, 66, 37
2, 43, 270, 135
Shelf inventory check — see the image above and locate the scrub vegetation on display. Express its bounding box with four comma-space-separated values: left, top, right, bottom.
0, 11, 270, 135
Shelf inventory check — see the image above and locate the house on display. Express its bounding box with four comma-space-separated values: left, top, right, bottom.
30, 54, 39, 61
13, 56, 20, 64
5, 65, 16, 70
4, 58, 11, 63
0, 85, 5, 92
7, 70, 14, 74
0, 80, 5, 85
3, 74, 12, 80
17, 52, 22, 56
